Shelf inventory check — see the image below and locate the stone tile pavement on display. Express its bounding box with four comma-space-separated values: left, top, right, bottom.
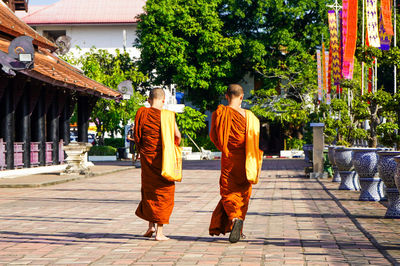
0, 159, 399, 265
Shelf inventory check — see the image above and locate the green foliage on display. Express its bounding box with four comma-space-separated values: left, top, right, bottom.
104, 138, 125, 148
137, 0, 242, 110
137, 0, 328, 112
358, 89, 395, 147
183, 134, 218, 152
336, 140, 351, 147
176, 106, 207, 139
377, 122, 400, 147
63, 48, 147, 143
286, 137, 305, 150
88, 146, 117, 156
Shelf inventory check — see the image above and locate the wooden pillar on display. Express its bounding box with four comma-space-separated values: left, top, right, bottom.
3, 85, 14, 169
78, 95, 89, 143
48, 93, 60, 165
32, 91, 46, 166
21, 87, 31, 168
60, 96, 71, 145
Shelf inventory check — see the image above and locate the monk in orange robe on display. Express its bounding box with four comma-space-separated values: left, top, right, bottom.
209, 84, 263, 243
134, 88, 181, 241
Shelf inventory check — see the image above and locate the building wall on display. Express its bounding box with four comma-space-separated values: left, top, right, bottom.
34, 24, 140, 58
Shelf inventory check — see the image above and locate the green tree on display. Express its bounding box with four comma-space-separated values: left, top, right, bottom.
176, 106, 207, 147
63, 48, 147, 144
136, 0, 242, 111
137, 0, 328, 114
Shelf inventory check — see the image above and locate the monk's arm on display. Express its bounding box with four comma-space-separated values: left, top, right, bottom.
174, 121, 181, 146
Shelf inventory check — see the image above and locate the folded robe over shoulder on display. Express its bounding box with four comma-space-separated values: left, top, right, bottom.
134, 107, 182, 224
209, 105, 263, 236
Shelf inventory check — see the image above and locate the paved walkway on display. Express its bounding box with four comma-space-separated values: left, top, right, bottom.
0, 159, 399, 265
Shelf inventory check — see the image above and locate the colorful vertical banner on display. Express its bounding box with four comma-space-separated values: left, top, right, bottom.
328, 10, 341, 85
366, 0, 381, 48
338, 10, 342, 95
381, 0, 394, 35
379, 12, 392, 50
327, 49, 332, 105
317, 50, 323, 102
368, 67, 373, 93
342, 0, 358, 80
322, 43, 327, 102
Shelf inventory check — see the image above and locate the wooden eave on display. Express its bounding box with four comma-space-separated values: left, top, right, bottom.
0, 38, 122, 100
0, 1, 57, 51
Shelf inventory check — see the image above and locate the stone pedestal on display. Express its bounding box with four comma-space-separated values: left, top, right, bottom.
61, 142, 93, 175
310, 123, 324, 179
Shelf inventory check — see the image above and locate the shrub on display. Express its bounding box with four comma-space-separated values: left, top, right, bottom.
104, 138, 125, 148
286, 137, 305, 150
88, 146, 117, 156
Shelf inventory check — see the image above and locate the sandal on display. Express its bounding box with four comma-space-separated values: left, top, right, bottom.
229, 218, 243, 243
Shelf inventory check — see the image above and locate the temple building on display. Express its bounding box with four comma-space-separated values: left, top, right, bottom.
0, 0, 121, 170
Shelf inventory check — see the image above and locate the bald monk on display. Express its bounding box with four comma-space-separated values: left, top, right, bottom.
134, 88, 181, 241
209, 84, 263, 243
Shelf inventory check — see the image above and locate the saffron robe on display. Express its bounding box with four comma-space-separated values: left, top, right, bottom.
209, 105, 263, 235
134, 107, 175, 224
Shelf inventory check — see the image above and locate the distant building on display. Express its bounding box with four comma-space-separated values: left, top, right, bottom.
17, 0, 145, 58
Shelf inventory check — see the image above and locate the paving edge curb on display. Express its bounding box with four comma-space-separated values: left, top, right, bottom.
0, 166, 136, 188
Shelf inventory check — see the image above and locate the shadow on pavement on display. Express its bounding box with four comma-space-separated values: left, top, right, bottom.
10, 197, 140, 204
0, 231, 146, 245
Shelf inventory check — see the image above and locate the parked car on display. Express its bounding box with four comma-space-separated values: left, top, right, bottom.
69, 131, 95, 145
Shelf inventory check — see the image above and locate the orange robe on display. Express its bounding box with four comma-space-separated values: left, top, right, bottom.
209, 105, 252, 236
134, 107, 175, 224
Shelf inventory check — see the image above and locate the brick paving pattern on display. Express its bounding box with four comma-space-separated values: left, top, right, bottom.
0, 159, 398, 265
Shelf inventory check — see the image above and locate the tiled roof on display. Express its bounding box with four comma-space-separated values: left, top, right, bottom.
21, 0, 146, 25
0, 39, 122, 100
0, 1, 57, 51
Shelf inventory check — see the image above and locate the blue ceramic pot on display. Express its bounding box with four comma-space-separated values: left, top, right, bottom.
352, 148, 383, 201
378, 151, 400, 218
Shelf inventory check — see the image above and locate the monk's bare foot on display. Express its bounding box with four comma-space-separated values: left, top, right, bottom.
155, 235, 170, 241
143, 228, 155, 237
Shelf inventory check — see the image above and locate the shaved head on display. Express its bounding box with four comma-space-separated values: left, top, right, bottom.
226, 84, 244, 98
149, 87, 165, 100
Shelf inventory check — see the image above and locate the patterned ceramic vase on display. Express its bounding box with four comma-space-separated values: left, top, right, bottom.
303, 144, 313, 163
377, 151, 400, 218
328, 146, 341, 183
352, 148, 383, 201
334, 147, 360, 191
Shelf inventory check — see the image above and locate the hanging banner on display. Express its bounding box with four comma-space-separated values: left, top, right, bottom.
381, 0, 394, 35
342, 1, 349, 79
368, 67, 373, 93
338, 10, 343, 94
379, 12, 392, 50
366, 0, 381, 48
322, 43, 327, 97
327, 49, 332, 105
343, 0, 358, 79
328, 10, 341, 85
317, 50, 323, 102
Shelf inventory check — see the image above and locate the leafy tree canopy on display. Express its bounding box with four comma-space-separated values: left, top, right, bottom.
63, 48, 147, 143
137, 0, 328, 113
